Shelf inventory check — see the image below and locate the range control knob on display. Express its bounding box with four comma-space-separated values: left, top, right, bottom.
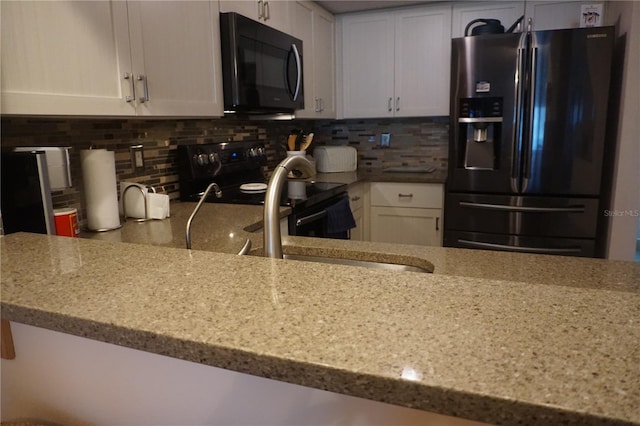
248, 148, 258, 158
196, 153, 209, 166
209, 152, 220, 164
258, 147, 266, 157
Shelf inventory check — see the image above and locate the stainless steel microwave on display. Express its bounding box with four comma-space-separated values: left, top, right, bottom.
220, 12, 304, 114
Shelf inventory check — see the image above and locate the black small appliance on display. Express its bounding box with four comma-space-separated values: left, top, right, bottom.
220, 12, 304, 114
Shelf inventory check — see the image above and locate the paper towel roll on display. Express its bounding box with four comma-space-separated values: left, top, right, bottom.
81, 149, 121, 231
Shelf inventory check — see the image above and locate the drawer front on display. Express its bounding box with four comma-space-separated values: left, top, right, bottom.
370, 183, 443, 208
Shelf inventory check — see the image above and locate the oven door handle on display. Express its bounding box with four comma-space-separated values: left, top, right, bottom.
296, 210, 327, 227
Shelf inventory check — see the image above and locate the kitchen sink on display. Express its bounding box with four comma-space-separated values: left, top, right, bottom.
282, 253, 431, 273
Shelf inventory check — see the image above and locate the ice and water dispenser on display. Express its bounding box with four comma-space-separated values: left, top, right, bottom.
457, 97, 503, 170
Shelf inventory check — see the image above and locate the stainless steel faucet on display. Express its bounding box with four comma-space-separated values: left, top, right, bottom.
185, 182, 222, 249
263, 155, 314, 258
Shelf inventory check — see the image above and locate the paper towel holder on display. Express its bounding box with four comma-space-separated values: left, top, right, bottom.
122, 184, 150, 222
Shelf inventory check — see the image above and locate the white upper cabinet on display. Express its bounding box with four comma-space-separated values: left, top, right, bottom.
1, 1, 224, 117
340, 4, 451, 119
525, 1, 607, 31
1, 1, 133, 116
451, 2, 526, 38
291, 1, 336, 119
127, 1, 223, 117
219, 0, 290, 33
394, 6, 451, 117
340, 11, 395, 118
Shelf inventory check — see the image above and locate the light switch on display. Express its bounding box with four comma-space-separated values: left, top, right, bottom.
380, 133, 391, 147
130, 145, 144, 170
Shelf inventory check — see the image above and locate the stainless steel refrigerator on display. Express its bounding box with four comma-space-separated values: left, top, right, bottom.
444, 26, 615, 257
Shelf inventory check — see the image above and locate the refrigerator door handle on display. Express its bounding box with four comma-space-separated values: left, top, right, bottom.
459, 201, 586, 213
522, 45, 538, 193
457, 239, 583, 255
512, 45, 526, 193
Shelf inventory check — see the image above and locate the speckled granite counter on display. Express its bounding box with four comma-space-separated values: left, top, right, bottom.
2, 224, 639, 425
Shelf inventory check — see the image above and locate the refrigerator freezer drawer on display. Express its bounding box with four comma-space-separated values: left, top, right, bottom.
444, 230, 596, 257
444, 193, 599, 239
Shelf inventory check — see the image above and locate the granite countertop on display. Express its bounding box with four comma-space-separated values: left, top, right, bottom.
2, 199, 639, 426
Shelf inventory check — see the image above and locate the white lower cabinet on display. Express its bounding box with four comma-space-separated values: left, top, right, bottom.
369, 182, 443, 246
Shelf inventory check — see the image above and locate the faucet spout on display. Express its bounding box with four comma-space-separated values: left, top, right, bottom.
185, 182, 222, 249
263, 155, 314, 258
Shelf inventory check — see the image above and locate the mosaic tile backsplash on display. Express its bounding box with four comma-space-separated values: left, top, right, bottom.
1, 116, 448, 228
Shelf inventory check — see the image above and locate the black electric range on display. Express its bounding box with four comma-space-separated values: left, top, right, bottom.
177, 141, 350, 238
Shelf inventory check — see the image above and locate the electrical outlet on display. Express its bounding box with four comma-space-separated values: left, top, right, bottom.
130, 145, 144, 170
380, 133, 391, 147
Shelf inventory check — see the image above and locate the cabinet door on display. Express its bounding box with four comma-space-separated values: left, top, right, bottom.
127, 1, 223, 117
451, 2, 525, 38
291, 1, 315, 117
293, 2, 336, 119
219, 0, 261, 21
220, 0, 289, 32
341, 12, 395, 118
262, 0, 291, 33
370, 206, 442, 246
1, 1, 134, 115
394, 5, 452, 117
312, 7, 336, 119
525, 1, 603, 30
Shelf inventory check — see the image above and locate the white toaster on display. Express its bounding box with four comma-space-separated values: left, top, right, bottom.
314, 146, 358, 173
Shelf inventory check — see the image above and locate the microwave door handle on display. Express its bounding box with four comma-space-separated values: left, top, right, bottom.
288, 43, 301, 102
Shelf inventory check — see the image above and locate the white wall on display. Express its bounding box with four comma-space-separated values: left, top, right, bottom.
605, 1, 640, 260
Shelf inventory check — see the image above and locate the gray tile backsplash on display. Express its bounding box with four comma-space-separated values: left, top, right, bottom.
1, 116, 448, 227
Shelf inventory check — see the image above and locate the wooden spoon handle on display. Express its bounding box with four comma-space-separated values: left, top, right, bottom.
300, 133, 314, 151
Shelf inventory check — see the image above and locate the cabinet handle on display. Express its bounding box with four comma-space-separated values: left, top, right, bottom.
320, 98, 324, 112
257, 0, 264, 19
398, 193, 413, 198
388, 97, 393, 112
314, 98, 320, 112
435, 217, 440, 231
123, 72, 135, 103
396, 96, 400, 112
351, 196, 361, 202
137, 74, 149, 103
264, 1, 270, 20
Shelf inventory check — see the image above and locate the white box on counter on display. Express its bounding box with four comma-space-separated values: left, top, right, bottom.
314, 146, 357, 173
